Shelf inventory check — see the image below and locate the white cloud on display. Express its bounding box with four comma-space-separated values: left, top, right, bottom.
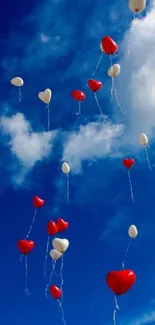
125, 303, 155, 325
118, 2, 155, 143
63, 119, 124, 172
1, 113, 57, 185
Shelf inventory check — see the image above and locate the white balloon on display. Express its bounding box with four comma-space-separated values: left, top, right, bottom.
128, 225, 138, 238
52, 238, 69, 253
62, 162, 70, 174
49, 249, 62, 260
129, 0, 146, 13
140, 133, 148, 146
108, 64, 120, 78
11, 77, 24, 87
38, 88, 52, 104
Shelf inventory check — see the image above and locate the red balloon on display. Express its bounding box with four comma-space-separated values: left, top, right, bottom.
50, 285, 62, 299
101, 36, 118, 55
123, 158, 135, 169
17, 240, 34, 255
88, 79, 102, 93
56, 218, 69, 232
33, 196, 44, 209
106, 270, 136, 296
72, 90, 86, 101
47, 221, 57, 236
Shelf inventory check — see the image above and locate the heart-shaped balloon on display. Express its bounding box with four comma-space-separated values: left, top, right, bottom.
33, 196, 45, 209
56, 218, 68, 232
49, 249, 62, 260
17, 240, 34, 255
50, 285, 62, 299
106, 270, 136, 295
47, 221, 57, 236
38, 88, 52, 104
52, 238, 69, 253
72, 90, 86, 101
88, 79, 102, 92
123, 158, 135, 169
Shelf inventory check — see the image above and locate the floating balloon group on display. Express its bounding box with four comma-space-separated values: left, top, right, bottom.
14, 2, 149, 325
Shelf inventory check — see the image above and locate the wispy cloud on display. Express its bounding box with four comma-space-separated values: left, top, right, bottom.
1, 113, 57, 185
121, 300, 155, 325
63, 119, 124, 172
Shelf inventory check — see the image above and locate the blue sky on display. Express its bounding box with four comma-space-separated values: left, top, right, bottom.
1, 0, 155, 324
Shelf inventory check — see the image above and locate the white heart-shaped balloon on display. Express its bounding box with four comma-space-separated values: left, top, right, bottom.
52, 238, 69, 253
11, 77, 24, 87
49, 249, 62, 260
38, 88, 52, 104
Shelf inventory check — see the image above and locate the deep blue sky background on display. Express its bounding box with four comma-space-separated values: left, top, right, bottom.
1, 0, 155, 325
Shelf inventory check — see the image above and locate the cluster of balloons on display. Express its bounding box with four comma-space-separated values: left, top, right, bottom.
14, 0, 148, 324
17, 162, 70, 297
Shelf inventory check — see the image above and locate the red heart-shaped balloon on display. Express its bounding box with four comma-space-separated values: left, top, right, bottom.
88, 79, 102, 93
50, 285, 62, 299
72, 90, 86, 101
123, 158, 135, 169
106, 270, 136, 296
47, 221, 57, 236
101, 36, 118, 55
17, 240, 34, 255
33, 196, 44, 209
56, 218, 69, 232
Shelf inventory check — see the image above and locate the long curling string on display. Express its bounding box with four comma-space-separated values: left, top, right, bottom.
144, 146, 152, 171
66, 174, 70, 204
113, 296, 119, 325
91, 53, 103, 78
60, 255, 64, 300
57, 300, 67, 325
26, 209, 37, 239
44, 235, 50, 279
24, 255, 30, 296
111, 77, 115, 99
127, 14, 136, 56
47, 104, 50, 131
18, 86, 22, 102
128, 170, 134, 202
113, 86, 124, 115
45, 260, 56, 298
76, 101, 81, 115
94, 93, 104, 116
122, 238, 133, 269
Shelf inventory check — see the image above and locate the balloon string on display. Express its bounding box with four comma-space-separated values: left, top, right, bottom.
46, 104, 50, 131
127, 13, 136, 56
57, 300, 67, 325
76, 101, 81, 115
45, 260, 56, 298
66, 174, 70, 204
24, 255, 30, 296
44, 235, 50, 279
60, 255, 64, 300
110, 54, 113, 69
18, 86, 22, 102
144, 146, 152, 171
128, 170, 134, 202
121, 238, 133, 269
113, 86, 124, 115
91, 53, 103, 78
94, 93, 104, 116
113, 296, 119, 325
110, 78, 115, 99
26, 209, 37, 239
